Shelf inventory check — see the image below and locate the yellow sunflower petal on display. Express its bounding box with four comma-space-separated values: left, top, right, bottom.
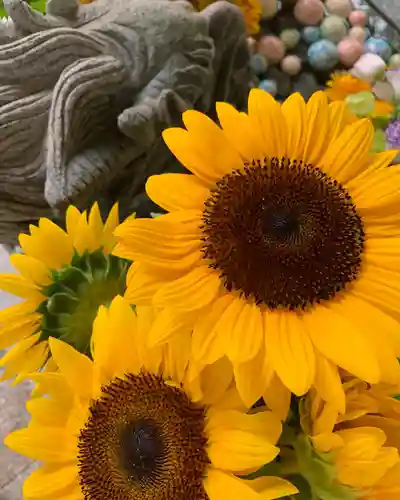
37, 218, 74, 266
146, 173, 209, 212
304, 302, 380, 384
102, 202, 119, 252
65, 205, 82, 244
196, 357, 233, 406
243, 476, 299, 500
234, 344, 274, 408
263, 372, 292, 422
350, 165, 400, 211
73, 210, 98, 254
207, 409, 282, 446
346, 150, 398, 192
148, 307, 195, 347
49, 337, 94, 399
207, 426, 279, 472
266, 311, 315, 395
281, 92, 307, 159
0, 273, 41, 298
328, 100, 357, 141
10, 254, 51, 286
313, 354, 346, 414
23, 464, 79, 499
1, 341, 48, 381
320, 118, 374, 183
192, 294, 235, 364
154, 266, 221, 310
124, 262, 167, 305
88, 202, 104, 247
227, 301, 263, 364
303, 91, 330, 165
26, 394, 72, 426
91, 299, 140, 385
248, 88, 287, 158
4, 425, 77, 462
0, 332, 41, 367
0, 299, 38, 323
0, 314, 40, 350
182, 109, 243, 176
216, 102, 264, 161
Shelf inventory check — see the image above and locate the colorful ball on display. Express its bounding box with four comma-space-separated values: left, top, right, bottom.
281, 55, 302, 75
308, 39, 339, 71
294, 0, 324, 26
338, 38, 363, 67
364, 37, 392, 62
260, 0, 279, 20
280, 29, 301, 49
258, 79, 278, 95
302, 26, 322, 45
348, 26, 367, 44
321, 15, 348, 44
345, 91, 375, 116
250, 53, 268, 75
389, 54, 400, 69
348, 10, 368, 27
325, 0, 352, 18
258, 35, 286, 64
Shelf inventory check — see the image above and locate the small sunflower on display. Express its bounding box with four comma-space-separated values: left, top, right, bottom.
5, 297, 298, 500
114, 89, 400, 410
326, 73, 372, 101
0, 203, 129, 379
298, 383, 400, 499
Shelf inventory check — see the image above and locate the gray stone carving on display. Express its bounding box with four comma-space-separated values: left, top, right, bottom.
0, 0, 252, 245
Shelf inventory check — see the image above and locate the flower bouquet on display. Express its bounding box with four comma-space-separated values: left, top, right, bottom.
1, 88, 400, 500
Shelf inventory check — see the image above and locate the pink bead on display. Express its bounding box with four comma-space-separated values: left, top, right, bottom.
258, 35, 286, 64
348, 10, 367, 27
338, 38, 364, 67
294, 0, 324, 26
281, 55, 302, 75
348, 26, 367, 43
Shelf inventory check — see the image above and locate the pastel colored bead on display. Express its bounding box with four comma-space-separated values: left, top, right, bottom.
389, 54, 400, 68
294, 0, 324, 26
258, 35, 286, 64
321, 15, 348, 44
352, 53, 386, 82
308, 39, 339, 71
302, 26, 322, 44
364, 37, 392, 62
258, 79, 278, 95
345, 91, 375, 116
260, 0, 279, 20
348, 10, 368, 27
281, 55, 302, 75
348, 26, 367, 43
338, 38, 363, 67
247, 37, 257, 54
250, 53, 268, 75
325, 0, 352, 18
280, 28, 301, 49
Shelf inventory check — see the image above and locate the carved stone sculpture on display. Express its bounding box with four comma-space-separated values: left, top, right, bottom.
0, 0, 252, 245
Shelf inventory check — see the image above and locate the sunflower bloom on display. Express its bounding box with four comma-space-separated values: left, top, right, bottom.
297, 383, 400, 499
5, 297, 297, 500
0, 203, 129, 379
326, 73, 372, 101
114, 89, 400, 410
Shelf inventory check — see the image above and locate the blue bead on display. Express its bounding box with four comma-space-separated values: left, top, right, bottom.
258, 79, 278, 95
250, 53, 268, 75
307, 40, 339, 71
364, 37, 392, 62
302, 26, 322, 45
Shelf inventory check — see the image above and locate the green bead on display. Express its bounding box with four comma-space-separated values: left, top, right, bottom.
345, 91, 376, 117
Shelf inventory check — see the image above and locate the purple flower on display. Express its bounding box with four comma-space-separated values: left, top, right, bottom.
386, 120, 400, 149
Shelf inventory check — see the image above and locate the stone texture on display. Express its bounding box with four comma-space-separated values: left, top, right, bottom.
0, 0, 252, 246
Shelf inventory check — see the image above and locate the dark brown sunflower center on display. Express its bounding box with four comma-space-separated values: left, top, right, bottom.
201, 157, 365, 310
77, 372, 209, 500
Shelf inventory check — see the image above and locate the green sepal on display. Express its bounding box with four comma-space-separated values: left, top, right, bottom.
46, 293, 79, 316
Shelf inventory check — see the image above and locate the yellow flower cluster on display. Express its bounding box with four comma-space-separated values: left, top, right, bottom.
2, 89, 400, 500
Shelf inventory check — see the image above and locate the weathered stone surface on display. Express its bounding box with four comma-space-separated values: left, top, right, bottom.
0, 0, 252, 245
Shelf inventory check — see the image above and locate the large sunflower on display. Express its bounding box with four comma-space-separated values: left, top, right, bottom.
0, 203, 129, 379
114, 89, 400, 410
5, 297, 297, 500
298, 382, 400, 499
